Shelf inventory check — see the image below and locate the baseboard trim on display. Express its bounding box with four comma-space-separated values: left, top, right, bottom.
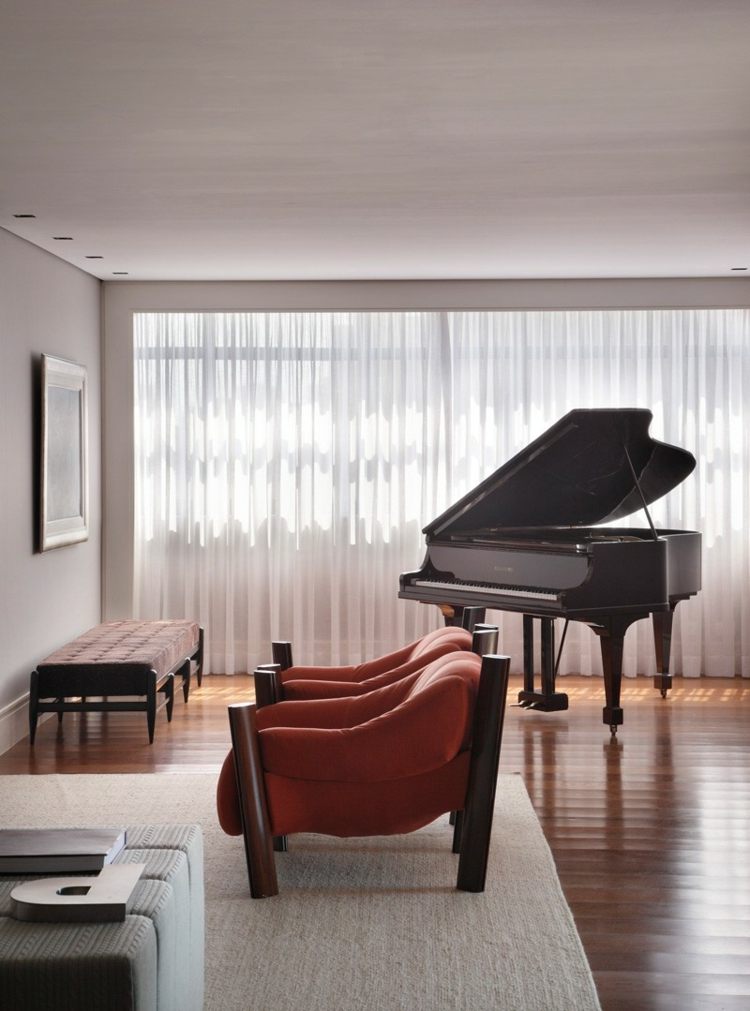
0, 691, 46, 755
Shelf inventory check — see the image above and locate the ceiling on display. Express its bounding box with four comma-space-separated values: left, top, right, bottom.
1, 1, 749, 281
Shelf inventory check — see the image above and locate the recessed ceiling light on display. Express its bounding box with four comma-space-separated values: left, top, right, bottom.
53, 236, 73, 240
112, 271, 129, 275
730, 266, 748, 271
13, 213, 36, 219
85, 255, 103, 259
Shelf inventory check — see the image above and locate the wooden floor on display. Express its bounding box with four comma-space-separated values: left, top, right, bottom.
1, 673, 748, 1010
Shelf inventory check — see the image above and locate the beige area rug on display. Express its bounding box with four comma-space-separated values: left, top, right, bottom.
0, 773, 600, 1011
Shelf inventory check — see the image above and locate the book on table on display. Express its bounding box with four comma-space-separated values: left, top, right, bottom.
0, 828, 126, 873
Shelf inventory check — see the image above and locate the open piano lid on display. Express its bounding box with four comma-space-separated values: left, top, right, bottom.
425, 409, 696, 536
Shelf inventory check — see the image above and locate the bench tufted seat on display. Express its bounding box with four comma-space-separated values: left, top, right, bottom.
30, 621, 204, 744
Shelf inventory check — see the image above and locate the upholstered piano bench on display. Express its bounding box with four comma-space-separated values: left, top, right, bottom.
0, 824, 204, 1011
29, 621, 204, 744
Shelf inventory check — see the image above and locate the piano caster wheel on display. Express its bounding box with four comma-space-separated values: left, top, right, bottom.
609, 724, 618, 736
660, 688, 668, 699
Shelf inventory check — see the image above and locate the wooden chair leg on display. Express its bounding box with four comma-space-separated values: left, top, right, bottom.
253, 665, 282, 708
271, 641, 293, 670
451, 810, 464, 854
457, 654, 511, 892
471, 626, 499, 656
252, 666, 288, 850
443, 628, 499, 832
228, 702, 279, 898
460, 607, 486, 632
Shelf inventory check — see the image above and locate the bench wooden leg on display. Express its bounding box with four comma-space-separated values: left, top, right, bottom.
179, 659, 191, 703
147, 676, 157, 744
56, 699, 64, 724
29, 670, 39, 745
165, 673, 175, 722
195, 628, 204, 688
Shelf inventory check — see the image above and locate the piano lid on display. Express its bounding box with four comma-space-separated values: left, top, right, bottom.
425, 408, 696, 536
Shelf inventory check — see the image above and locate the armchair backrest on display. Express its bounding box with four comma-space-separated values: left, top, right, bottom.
406, 651, 482, 749
351, 626, 472, 681
409, 626, 473, 659
305, 649, 480, 731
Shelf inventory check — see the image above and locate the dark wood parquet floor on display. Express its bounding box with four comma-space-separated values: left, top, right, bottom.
1, 674, 748, 1010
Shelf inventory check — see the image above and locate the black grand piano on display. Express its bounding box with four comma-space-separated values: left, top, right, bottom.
399, 409, 701, 733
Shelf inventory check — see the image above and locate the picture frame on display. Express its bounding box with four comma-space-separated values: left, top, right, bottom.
40, 354, 89, 551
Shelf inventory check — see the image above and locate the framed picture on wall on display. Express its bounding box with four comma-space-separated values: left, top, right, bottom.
40, 354, 88, 551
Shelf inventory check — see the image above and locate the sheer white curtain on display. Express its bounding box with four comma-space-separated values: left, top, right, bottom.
133, 309, 750, 678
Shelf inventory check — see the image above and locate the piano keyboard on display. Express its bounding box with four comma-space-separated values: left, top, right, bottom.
412, 579, 559, 602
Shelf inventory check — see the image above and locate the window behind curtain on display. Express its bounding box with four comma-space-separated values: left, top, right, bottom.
134, 309, 750, 678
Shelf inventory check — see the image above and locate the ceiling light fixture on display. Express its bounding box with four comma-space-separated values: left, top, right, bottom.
13, 213, 36, 218
730, 266, 747, 271
53, 236, 73, 240
112, 271, 129, 275
85, 255, 103, 259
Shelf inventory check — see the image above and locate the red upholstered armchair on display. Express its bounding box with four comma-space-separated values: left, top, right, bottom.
217, 650, 511, 897
254, 625, 500, 704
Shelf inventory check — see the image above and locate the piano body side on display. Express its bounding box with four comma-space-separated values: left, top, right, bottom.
569, 527, 701, 611
661, 528, 702, 600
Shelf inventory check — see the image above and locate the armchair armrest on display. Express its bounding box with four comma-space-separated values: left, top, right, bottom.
256, 672, 421, 730
282, 679, 375, 700
279, 664, 357, 684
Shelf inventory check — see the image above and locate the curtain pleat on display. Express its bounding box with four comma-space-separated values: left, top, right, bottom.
133, 309, 750, 678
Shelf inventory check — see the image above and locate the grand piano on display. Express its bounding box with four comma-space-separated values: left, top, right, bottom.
399, 409, 701, 733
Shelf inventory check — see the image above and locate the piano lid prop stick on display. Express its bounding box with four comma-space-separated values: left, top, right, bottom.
622, 443, 658, 541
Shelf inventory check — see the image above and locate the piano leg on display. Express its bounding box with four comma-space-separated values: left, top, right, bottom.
592, 617, 637, 735
652, 604, 676, 699
522, 614, 535, 695
517, 616, 569, 712
540, 618, 555, 699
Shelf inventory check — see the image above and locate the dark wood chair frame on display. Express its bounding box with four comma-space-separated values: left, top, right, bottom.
228, 651, 511, 898
254, 626, 499, 851
253, 624, 499, 707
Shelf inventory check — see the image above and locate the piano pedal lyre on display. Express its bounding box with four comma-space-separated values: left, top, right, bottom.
516, 690, 569, 713
517, 615, 570, 714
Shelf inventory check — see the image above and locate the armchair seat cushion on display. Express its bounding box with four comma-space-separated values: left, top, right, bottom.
263, 756, 471, 837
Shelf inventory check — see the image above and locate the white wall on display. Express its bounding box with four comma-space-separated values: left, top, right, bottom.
102, 277, 750, 621
0, 228, 101, 752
